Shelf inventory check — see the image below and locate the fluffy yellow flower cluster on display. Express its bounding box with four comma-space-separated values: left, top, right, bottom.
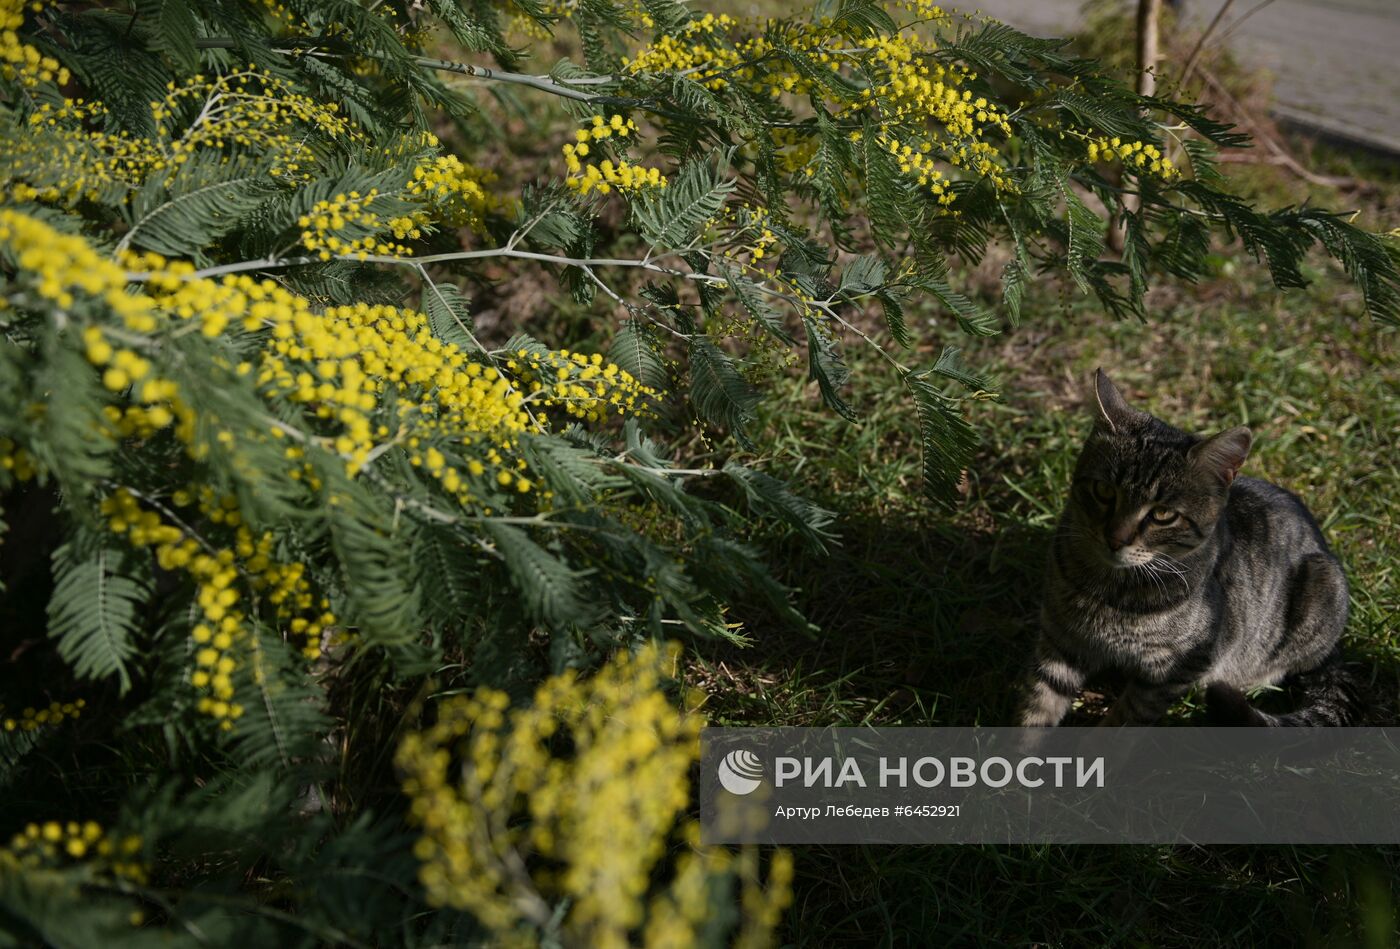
880, 134, 952, 203
126, 231, 650, 501
562, 115, 666, 196
0, 210, 155, 327
622, 14, 744, 89
564, 157, 666, 196
397, 642, 792, 947
896, 0, 947, 15
646, 846, 794, 948
751, 224, 779, 260
0, 436, 37, 481
153, 68, 357, 177
298, 189, 413, 260
88, 357, 197, 456
258, 0, 310, 32
260, 299, 651, 504
266, 300, 532, 473
2, 70, 357, 208
1086, 136, 1178, 178
407, 152, 502, 235
765, 128, 820, 178
706, 202, 784, 267
0, 0, 67, 88
578, 113, 639, 143
856, 32, 1014, 193
507, 347, 658, 424
3, 821, 146, 883
3, 79, 496, 265
3, 101, 154, 204
860, 34, 1007, 132
625, 7, 1014, 198
101, 488, 334, 722
301, 133, 506, 249
632, 13, 854, 100
2, 698, 85, 732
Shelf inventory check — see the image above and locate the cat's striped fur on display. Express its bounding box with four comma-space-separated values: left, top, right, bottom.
1019, 369, 1358, 728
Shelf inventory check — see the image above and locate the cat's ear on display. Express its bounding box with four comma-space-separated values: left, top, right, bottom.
1189, 426, 1252, 486
1091, 368, 1136, 433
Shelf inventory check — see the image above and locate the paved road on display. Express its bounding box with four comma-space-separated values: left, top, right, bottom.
970, 0, 1400, 154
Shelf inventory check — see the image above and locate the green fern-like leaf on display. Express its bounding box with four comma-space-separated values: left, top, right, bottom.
521, 434, 629, 507
803, 315, 857, 421
609, 317, 670, 392
938, 20, 1078, 89
123, 153, 273, 258
138, 0, 201, 72
1281, 208, 1400, 325
634, 159, 735, 247
723, 461, 836, 552
906, 369, 979, 506
31, 341, 116, 495
688, 338, 759, 444
47, 540, 150, 693
932, 346, 996, 394
831, 0, 897, 37
719, 260, 794, 344
323, 480, 420, 645
1062, 182, 1105, 292
422, 278, 475, 349
229, 627, 330, 771
922, 271, 999, 337
482, 522, 591, 630
413, 526, 483, 631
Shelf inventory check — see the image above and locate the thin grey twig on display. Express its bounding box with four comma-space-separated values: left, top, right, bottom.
1177, 0, 1237, 90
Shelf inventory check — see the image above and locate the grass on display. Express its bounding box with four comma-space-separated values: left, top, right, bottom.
677, 141, 1400, 946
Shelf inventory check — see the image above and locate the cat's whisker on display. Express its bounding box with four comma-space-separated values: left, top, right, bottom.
1145, 560, 1190, 595
1154, 552, 1190, 570
1158, 565, 1192, 593
1141, 563, 1169, 599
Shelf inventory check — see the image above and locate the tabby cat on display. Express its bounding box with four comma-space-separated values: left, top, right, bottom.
1019, 369, 1358, 727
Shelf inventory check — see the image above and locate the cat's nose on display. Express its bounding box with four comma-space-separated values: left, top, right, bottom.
1106, 526, 1136, 551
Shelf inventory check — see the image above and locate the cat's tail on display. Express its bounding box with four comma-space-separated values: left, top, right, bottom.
1205, 649, 1362, 726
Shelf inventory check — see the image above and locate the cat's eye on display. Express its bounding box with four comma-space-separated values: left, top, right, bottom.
1089, 481, 1116, 505
1147, 507, 1179, 525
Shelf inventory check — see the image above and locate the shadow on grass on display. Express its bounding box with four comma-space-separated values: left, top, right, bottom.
693, 505, 1130, 728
